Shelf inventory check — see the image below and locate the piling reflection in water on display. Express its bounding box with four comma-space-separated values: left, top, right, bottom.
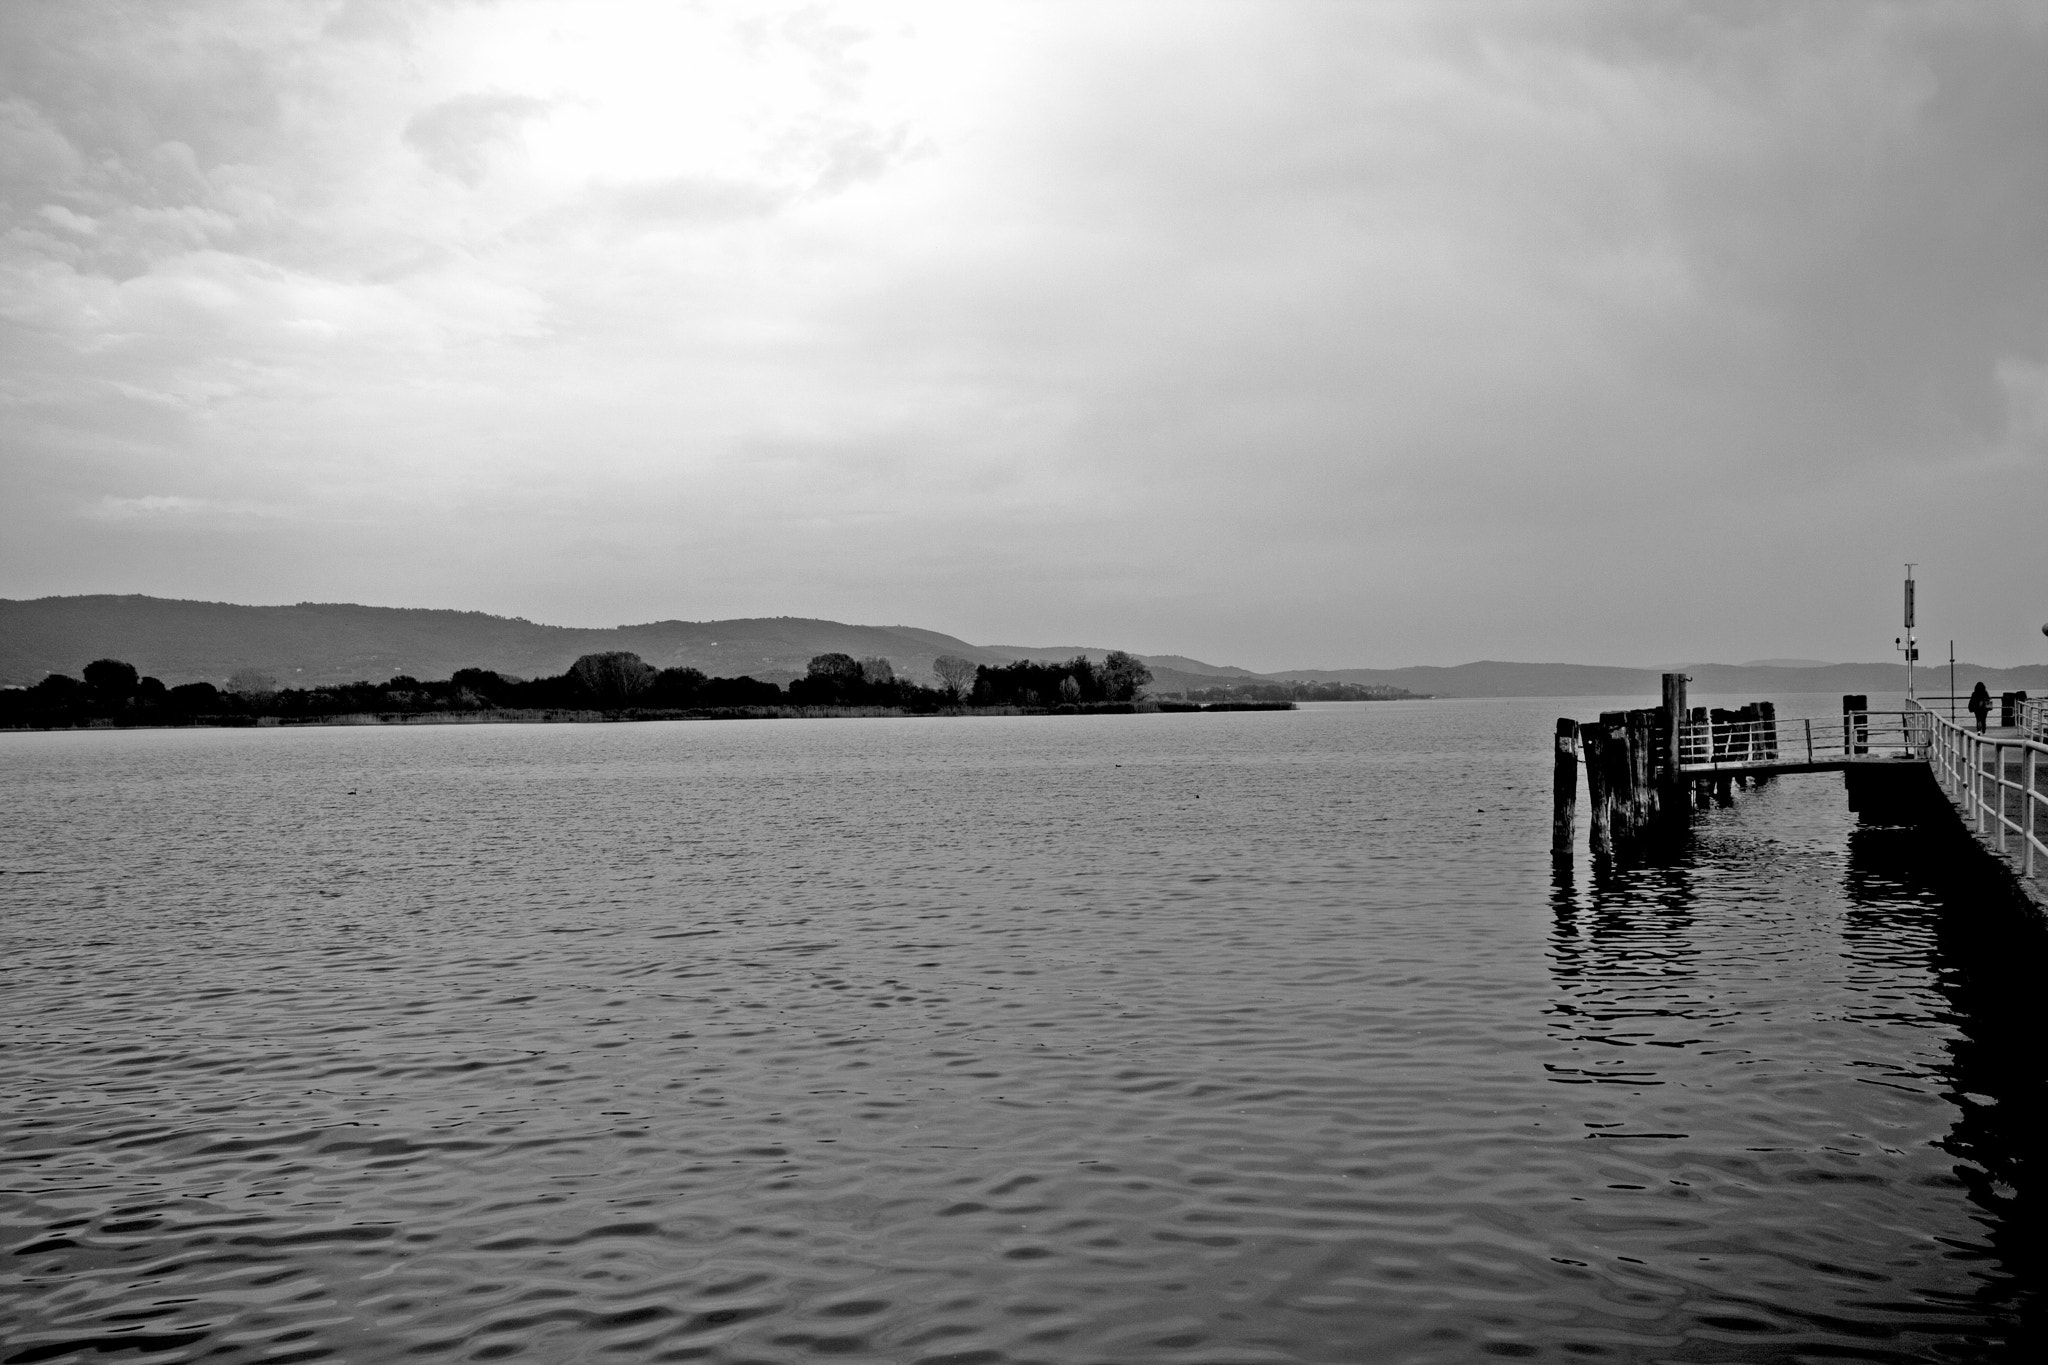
1549, 785, 2046, 1361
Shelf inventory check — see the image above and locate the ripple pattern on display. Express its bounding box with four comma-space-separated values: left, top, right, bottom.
3, 699, 2041, 1362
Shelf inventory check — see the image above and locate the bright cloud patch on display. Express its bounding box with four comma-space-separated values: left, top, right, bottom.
86, 494, 208, 520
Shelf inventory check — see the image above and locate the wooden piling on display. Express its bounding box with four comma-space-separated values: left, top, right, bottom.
1626, 708, 1656, 833
1661, 676, 1687, 761
1686, 707, 1709, 809
1659, 675, 1689, 828
1603, 712, 1637, 843
1553, 718, 1579, 855
1582, 720, 1612, 856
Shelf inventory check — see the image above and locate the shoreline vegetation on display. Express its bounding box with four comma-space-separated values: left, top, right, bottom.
0, 650, 1422, 731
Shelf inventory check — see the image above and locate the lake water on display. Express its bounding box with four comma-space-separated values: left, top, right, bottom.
2, 699, 2041, 1363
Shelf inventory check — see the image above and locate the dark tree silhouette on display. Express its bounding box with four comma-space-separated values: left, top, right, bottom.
83, 658, 139, 700
791, 653, 865, 705
1101, 651, 1152, 702
647, 666, 708, 706
933, 655, 975, 700
568, 652, 656, 706
32, 674, 82, 702
168, 682, 221, 712
450, 667, 517, 705
807, 653, 862, 683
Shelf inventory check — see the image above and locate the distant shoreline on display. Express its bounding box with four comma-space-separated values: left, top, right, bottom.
1, 699, 1308, 733
5, 648, 1408, 731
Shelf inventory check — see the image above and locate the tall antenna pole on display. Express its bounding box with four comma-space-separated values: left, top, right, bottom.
1901, 564, 1917, 701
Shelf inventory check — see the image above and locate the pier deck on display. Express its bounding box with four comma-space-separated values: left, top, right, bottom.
1552, 678, 2046, 917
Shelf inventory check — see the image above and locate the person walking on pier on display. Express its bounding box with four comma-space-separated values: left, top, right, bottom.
1969, 680, 1991, 733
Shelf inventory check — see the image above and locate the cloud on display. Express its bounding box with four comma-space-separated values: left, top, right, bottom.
86, 494, 210, 520
603, 174, 789, 223
1, 2, 2044, 664
404, 91, 556, 186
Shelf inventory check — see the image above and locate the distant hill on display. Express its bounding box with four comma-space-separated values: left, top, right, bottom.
0, 594, 1254, 692
6, 595, 2043, 698
1273, 659, 2048, 698
0, 596, 1030, 688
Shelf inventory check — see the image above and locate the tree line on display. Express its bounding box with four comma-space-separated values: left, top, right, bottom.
0, 649, 1160, 728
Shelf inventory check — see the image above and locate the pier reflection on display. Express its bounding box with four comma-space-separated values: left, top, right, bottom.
1838, 824, 2047, 1355
1545, 806, 2046, 1357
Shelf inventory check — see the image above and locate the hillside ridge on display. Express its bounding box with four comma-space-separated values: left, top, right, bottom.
5, 595, 2045, 696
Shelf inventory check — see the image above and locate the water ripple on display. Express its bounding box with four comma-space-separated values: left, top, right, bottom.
4, 701, 2041, 1361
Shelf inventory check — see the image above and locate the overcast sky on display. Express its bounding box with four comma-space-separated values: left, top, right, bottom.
2, 1, 2043, 668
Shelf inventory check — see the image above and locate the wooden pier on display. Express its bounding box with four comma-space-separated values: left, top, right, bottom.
1551, 675, 2048, 914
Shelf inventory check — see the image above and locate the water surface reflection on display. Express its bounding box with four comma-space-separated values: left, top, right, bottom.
1547, 780, 2046, 1360
3, 705, 2041, 1362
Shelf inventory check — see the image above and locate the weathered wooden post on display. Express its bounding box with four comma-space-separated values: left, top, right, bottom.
1687, 706, 1710, 808
1626, 708, 1657, 833
1553, 718, 1579, 855
1661, 673, 1688, 770
1601, 712, 1638, 844
1582, 719, 1612, 857
1659, 675, 1688, 832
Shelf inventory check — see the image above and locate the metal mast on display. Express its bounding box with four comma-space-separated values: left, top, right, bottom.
1899, 564, 1918, 700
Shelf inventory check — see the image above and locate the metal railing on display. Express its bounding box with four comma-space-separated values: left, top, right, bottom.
2020, 695, 2048, 744
1912, 700, 2046, 882
1675, 711, 1928, 770
1919, 693, 2043, 740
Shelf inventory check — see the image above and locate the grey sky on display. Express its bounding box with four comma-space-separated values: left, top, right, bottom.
2, 1, 2043, 669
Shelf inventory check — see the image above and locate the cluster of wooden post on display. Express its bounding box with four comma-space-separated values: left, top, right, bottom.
1553, 675, 1799, 856
1551, 673, 1693, 857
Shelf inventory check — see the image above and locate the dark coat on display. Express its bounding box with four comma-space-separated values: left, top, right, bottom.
1968, 682, 1991, 715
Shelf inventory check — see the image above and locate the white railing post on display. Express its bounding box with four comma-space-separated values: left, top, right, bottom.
1996, 742, 2008, 853
1975, 737, 1987, 833
2026, 746, 2039, 879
